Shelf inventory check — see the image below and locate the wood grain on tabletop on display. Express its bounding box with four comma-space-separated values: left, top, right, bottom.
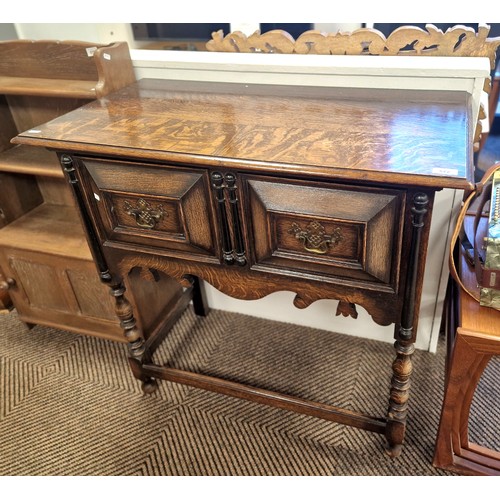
14, 79, 473, 189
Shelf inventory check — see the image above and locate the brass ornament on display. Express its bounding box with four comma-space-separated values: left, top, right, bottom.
124, 198, 166, 229
288, 220, 342, 255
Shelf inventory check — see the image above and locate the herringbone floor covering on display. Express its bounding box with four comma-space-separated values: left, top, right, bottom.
0, 307, 498, 476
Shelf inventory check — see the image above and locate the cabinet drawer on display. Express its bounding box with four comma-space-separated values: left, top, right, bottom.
245, 177, 405, 289
79, 158, 217, 257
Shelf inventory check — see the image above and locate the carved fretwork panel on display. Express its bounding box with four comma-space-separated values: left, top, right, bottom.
336, 301, 359, 319
207, 24, 500, 69
114, 251, 399, 327
207, 24, 500, 153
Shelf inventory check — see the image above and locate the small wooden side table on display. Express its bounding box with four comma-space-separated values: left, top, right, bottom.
433, 215, 500, 475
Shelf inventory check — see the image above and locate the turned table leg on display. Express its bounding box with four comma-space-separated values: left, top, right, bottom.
60, 153, 156, 394
385, 340, 415, 457
110, 281, 158, 394
191, 275, 210, 317
385, 192, 429, 457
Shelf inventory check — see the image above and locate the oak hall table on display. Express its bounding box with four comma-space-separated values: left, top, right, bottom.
14, 78, 474, 456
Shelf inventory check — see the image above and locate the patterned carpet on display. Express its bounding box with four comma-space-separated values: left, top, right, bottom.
0, 306, 498, 476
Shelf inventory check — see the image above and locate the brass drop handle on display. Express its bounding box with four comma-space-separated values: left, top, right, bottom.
124, 198, 166, 230
288, 221, 343, 255
0, 277, 15, 290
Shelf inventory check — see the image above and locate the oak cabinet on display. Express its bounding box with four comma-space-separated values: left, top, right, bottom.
13, 77, 474, 455
0, 41, 188, 341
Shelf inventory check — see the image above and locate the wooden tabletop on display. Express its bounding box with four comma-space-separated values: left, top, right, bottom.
14, 78, 474, 189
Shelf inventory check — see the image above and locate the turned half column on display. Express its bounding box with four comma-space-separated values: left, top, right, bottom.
59, 154, 156, 393
385, 192, 429, 457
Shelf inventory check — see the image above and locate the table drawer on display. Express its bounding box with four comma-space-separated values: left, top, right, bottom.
79, 158, 217, 257
245, 177, 405, 289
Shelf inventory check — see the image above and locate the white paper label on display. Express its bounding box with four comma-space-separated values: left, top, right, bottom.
103, 53, 111, 60
432, 167, 459, 176
490, 272, 497, 287
86, 47, 97, 57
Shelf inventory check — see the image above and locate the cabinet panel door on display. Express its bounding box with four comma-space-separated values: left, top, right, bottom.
245, 176, 405, 291
9, 257, 70, 312
0, 248, 122, 339
79, 158, 217, 258
66, 267, 117, 321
